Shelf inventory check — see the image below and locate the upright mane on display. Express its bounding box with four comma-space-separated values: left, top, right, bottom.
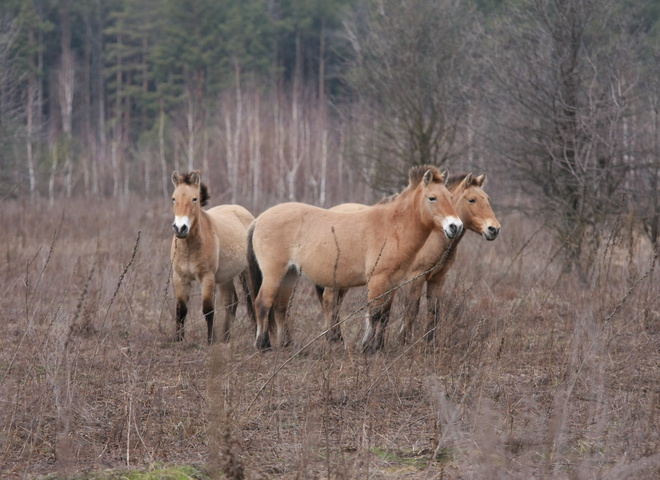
376, 165, 446, 205
178, 171, 210, 207
446, 173, 468, 189
407, 165, 445, 187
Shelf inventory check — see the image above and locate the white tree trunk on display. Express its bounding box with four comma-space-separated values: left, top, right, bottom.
248, 92, 261, 210
320, 129, 327, 206
159, 108, 168, 200
187, 93, 194, 171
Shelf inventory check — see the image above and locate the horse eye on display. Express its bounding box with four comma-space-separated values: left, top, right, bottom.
172, 197, 175, 203
193, 197, 198, 203
468, 198, 476, 204
429, 196, 437, 202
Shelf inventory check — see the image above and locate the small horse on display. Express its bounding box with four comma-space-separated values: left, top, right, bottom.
170, 170, 255, 344
247, 165, 463, 353
317, 173, 500, 345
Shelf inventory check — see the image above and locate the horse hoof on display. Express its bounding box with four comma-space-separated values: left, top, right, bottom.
255, 335, 271, 351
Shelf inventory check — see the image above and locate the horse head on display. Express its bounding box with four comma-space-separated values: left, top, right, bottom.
452, 173, 500, 241
411, 165, 463, 240
171, 170, 209, 239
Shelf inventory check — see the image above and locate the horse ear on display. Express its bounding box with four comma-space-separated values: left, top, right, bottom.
463, 173, 473, 187
475, 173, 486, 186
440, 169, 448, 183
423, 169, 434, 186
171, 171, 180, 187
190, 170, 201, 186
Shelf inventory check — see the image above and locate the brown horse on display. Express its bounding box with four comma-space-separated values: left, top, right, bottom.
170, 170, 255, 344
247, 165, 463, 353
318, 173, 500, 344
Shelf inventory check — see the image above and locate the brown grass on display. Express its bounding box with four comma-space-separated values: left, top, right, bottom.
0, 198, 658, 479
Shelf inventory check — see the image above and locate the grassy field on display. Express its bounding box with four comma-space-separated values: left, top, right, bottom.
0, 197, 658, 479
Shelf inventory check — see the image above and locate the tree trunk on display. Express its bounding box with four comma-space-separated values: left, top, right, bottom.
26, 39, 36, 199
49, 142, 58, 207
159, 102, 168, 200
249, 92, 261, 210
186, 91, 194, 171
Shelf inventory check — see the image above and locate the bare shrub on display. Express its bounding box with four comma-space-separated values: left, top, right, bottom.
0, 200, 657, 479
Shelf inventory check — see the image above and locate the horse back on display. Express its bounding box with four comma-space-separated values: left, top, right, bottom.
253, 202, 377, 287
205, 204, 255, 281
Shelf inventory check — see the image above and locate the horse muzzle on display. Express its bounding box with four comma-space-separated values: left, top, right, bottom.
482, 225, 500, 241
443, 217, 463, 239
172, 215, 191, 238
172, 223, 189, 238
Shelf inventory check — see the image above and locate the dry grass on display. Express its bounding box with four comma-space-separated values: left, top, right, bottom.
0, 198, 658, 479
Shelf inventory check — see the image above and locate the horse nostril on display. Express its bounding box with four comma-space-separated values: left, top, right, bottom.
488, 226, 496, 234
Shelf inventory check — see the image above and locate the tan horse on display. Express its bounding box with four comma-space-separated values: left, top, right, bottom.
247, 165, 463, 353
318, 173, 500, 344
170, 170, 255, 344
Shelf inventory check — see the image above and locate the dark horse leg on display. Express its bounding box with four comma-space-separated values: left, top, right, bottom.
424, 275, 446, 343
361, 288, 394, 354
174, 273, 191, 342
320, 286, 346, 343
399, 277, 425, 344
202, 276, 216, 344
176, 299, 187, 341
217, 281, 238, 343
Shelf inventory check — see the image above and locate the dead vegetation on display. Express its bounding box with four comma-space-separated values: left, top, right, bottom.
0, 198, 658, 479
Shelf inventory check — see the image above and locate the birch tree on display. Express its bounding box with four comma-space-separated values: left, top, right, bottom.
484, 0, 642, 277
342, 0, 474, 192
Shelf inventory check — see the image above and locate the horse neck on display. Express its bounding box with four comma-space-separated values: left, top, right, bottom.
443, 229, 465, 261
388, 189, 434, 252
182, 208, 211, 249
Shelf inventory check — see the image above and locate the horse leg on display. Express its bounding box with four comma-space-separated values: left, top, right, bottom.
173, 273, 191, 342
254, 280, 281, 350
361, 303, 393, 354
424, 275, 446, 343
217, 280, 238, 343
239, 270, 256, 329
399, 277, 425, 344
271, 269, 297, 347
201, 276, 217, 344
322, 288, 346, 342
361, 279, 395, 354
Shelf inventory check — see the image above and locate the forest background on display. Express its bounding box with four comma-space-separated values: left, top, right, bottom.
2, 0, 660, 275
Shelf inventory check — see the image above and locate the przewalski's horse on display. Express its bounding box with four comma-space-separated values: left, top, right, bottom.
170, 170, 255, 344
317, 173, 500, 345
247, 165, 463, 353
399, 173, 500, 343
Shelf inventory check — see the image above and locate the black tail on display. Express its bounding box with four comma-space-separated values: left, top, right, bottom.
239, 270, 256, 326
314, 284, 325, 305
246, 222, 262, 313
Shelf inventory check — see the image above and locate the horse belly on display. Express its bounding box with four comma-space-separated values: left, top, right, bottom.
294, 239, 367, 288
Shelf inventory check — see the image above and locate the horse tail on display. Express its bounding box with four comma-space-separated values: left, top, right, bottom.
246, 222, 262, 307
314, 285, 325, 305
247, 222, 278, 340
239, 270, 256, 326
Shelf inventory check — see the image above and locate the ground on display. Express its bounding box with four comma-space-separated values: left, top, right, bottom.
0, 198, 658, 479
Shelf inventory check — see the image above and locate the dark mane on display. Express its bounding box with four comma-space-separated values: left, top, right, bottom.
179, 171, 210, 207
375, 193, 398, 205
376, 165, 446, 204
446, 173, 468, 189
407, 165, 445, 187
446, 173, 483, 190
